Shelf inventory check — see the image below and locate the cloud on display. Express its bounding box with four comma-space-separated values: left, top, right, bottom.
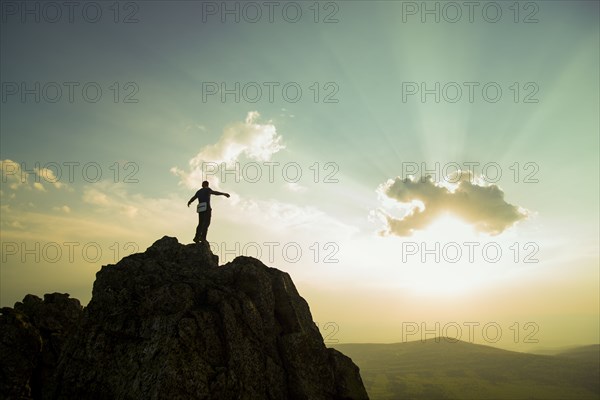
1, 159, 67, 192
184, 124, 207, 133
82, 186, 141, 218
53, 205, 71, 213
230, 197, 359, 238
82, 188, 111, 206
10, 220, 25, 229
1, 159, 27, 190
377, 174, 527, 236
0, 178, 192, 245
171, 112, 284, 189
284, 182, 308, 193
35, 165, 65, 189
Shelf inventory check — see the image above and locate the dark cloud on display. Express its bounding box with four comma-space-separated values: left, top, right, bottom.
379, 174, 527, 236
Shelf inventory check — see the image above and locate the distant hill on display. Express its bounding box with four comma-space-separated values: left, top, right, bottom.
333, 338, 600, 400
558, 344, 600, 360
530, 344, 600, 357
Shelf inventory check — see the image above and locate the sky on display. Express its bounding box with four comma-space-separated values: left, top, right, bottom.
1, 1, 598, 351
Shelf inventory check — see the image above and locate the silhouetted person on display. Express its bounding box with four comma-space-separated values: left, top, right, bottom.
187, 181, 230, 243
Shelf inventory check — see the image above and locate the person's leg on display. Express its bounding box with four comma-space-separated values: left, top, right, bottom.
194, 212, 204, 242
200, 209, 212, 242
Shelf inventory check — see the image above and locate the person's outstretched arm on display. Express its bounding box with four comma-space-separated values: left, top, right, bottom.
187, 194, 197, 207
211, 190, 230, 198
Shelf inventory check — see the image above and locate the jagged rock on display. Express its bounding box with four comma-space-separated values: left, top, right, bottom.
0, 293, 82, 399
1, 236, 368, 400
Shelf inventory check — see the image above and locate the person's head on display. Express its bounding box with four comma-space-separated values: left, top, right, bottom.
202, 181, 209, 188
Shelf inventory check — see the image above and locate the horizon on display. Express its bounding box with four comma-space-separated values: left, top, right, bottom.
1, 0, 599, 355
331, 337, 600, 353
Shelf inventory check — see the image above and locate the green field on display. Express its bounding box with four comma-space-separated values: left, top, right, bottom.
333, 339, 600, 400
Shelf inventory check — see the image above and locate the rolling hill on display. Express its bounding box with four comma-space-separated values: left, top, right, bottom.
332, 338, 600, 400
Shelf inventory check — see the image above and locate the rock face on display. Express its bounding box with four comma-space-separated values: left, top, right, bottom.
0, 293, 83, 399
0, 236, 369, 400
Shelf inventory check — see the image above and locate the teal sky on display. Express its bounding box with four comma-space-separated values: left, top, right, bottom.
1, 1, 598, 350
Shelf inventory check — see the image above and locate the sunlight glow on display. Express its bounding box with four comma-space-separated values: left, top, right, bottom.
397, 215, 504, 296
415, 214, 478, 241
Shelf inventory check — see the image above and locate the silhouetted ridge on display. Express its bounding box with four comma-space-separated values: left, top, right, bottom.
1, 236, 368, 400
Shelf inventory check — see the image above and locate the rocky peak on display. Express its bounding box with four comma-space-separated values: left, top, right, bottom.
1, 236, 369, 400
